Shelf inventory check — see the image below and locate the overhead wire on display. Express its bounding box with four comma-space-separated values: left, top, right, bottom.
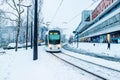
67, 0, 99, 24
51, 0, 63, 24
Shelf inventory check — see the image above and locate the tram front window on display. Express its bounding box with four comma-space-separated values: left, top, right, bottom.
49, 32, 60, 44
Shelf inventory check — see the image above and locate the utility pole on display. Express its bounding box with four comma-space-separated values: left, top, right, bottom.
17, 4, 32, 50
33, 0, 38, 60
31, 22, 33, 49
73, 31, 79, 48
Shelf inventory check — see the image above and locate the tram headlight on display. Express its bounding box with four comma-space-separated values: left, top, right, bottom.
49, 44, 52, 49
57, 44, 61, 49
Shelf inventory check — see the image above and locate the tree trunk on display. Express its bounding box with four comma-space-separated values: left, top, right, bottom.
15, 9, 21, 51
15, 30, 18, 51
15, 25, 20, 51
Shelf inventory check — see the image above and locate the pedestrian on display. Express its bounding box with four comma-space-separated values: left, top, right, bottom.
107, 42, 110, 49
93, 43, 95, 46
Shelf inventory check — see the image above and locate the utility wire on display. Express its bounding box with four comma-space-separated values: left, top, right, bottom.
51, 0, 63, 24
67, 0, 99, 24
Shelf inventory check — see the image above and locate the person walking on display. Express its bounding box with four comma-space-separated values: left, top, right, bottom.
107, 42, 110, 49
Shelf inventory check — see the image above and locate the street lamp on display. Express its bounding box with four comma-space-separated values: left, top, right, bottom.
73, 31, 79, 48
17, 4, 32, 50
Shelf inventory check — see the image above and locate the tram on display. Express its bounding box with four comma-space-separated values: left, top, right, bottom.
45, 30, 61, 52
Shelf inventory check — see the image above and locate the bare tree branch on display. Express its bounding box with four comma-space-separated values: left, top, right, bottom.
0, 16, 17, 22
4, 11, 19, 18
5, 0, 17, 11
20, 7, 24, 14
12, 0, 19, 13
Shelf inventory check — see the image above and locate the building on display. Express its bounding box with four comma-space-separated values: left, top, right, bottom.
92, 0, 115, 20
74, 0, 120, 43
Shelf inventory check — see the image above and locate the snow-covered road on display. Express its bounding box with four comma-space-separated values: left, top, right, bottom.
0, 46, 96, 80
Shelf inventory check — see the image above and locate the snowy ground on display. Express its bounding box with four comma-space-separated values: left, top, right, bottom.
0, 46, 95, 80
0, 42, 120, 80
68, 42, 120, 58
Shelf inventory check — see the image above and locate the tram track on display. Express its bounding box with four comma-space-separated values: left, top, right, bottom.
62, 52, 120, 73
50, 52, 107, 80
50, 52, 120, 80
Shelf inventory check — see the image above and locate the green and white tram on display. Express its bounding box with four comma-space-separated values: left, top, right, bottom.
45, 30, 61, 52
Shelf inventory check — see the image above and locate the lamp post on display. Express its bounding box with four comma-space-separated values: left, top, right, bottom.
17, 4, 32, 50
73, 31, 79, 48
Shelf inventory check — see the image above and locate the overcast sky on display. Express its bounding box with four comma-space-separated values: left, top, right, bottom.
42, 0, 101, 37
0, 0, 101, 38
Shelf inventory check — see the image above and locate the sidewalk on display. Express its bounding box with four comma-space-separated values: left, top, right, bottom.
63, 42, 120, 61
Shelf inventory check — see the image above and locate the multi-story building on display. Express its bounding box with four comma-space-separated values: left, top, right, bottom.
74, 0, 120, 44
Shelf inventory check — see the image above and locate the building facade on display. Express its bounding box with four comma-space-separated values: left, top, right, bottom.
74, 0, 120, 44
